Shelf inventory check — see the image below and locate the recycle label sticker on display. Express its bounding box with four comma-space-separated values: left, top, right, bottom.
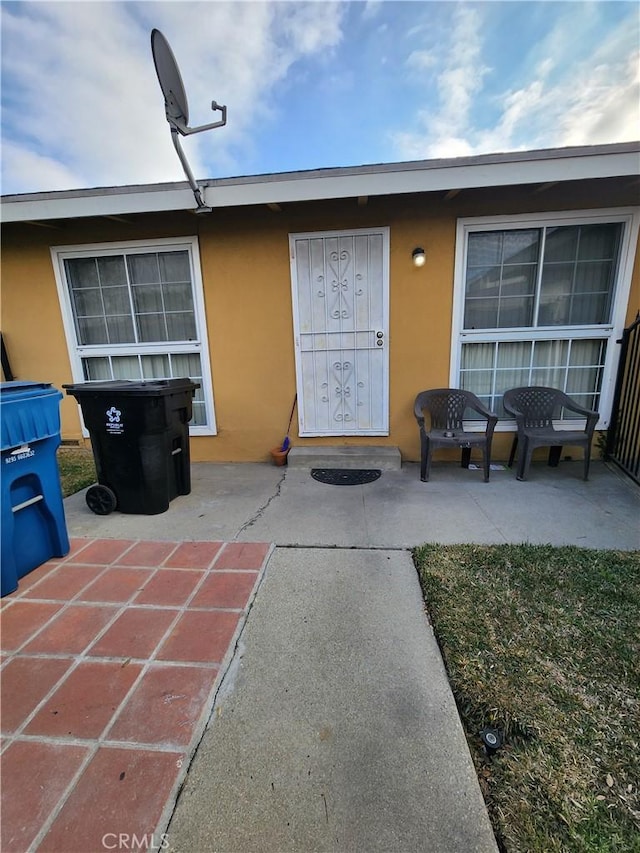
105, 406, 124, 434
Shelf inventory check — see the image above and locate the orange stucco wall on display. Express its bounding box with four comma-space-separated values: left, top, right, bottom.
2, 186, 638, 464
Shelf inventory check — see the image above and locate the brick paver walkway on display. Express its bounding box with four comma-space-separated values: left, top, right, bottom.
1, 537, 272, 853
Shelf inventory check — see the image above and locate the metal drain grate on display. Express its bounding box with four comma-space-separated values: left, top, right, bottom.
310, 468, 382, 486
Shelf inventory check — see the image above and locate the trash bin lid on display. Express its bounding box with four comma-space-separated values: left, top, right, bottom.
1, 381, 59, 402
64, 379, 199, 397
1, 381, 63, 451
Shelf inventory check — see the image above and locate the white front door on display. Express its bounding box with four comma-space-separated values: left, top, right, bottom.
290, 228, 389, 436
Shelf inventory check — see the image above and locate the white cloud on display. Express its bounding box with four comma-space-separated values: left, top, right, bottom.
391, 4, 640, 161
0, 1, 345, 193
392, 4, 489, 159
406, 50, 437, 73
0, 142, 83, 195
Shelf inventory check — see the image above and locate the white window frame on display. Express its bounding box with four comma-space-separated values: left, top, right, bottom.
450, 207, 640, 431
51, 236, 216, 436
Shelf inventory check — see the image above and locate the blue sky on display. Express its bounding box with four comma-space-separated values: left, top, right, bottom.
1, 1, 638, 195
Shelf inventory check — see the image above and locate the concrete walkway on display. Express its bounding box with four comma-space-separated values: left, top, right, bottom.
60, 459, 638, 852
168, 548, 497, 853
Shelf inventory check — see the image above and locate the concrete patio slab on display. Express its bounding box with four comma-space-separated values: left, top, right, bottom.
63, 460, 640, 551
167, 547, 498, 853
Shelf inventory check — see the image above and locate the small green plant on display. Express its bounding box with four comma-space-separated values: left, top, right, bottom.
596, 429, 609, 458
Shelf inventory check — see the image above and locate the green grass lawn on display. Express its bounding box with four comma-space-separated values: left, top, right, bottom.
57, 446, 96, 497
413, 544, 640, 853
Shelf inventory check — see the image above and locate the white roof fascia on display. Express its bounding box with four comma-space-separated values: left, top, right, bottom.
2, 186, 195, 223
203, 149, 639, 209
2, 144, 638, 224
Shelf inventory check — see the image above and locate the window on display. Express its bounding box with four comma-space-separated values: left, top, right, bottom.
452, 210, 638, 427
52, 237, 215, 433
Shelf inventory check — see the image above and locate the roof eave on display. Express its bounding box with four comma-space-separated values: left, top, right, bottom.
2, 142, 638, 224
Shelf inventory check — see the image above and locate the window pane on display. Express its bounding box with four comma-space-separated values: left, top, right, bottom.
578, 224, 621, 260
502, 230, 539, 264
72, 288, 103, 316
497, 296, 533, 328
570, 294, 608, 325
127, 253, 161, 285
466, 267, 500, 297
137, 314, 167, 342
141, 354, 170, 378
464, 298, 498, 329
578, 261, 614, 293
112, 356, 141, 380
544, 226, 578, 262
162, 282, 194, 312
461, 342, 494, 370
566, 367, 600, 394
569, 339, 605, 367
82, 357, 111, 381
106, 315, 135, 343
159, 251, 190, 282
461, 368, 493, 395
97, 256, 126, 286
171, 353, 202, 377
467, 233, 501, 266
78, 316, 108, 344
102, 286, 130, 315
132, 284, 163, 313
66, 258, 98, 289
166, 313, 197, 340
533, 340, 569, 367
530, 366, 566, 387
539, 264, 573, 325
497, 341, 530, 369
500, 264, 536, 296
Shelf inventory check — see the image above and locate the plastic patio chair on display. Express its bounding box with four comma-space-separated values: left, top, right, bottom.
502, 386, 599, 481
413, 388, 498, 482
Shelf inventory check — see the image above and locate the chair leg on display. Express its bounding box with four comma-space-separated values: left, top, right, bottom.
425, 446, 434, 481
548, 446, 562, 467
420, 436, 429, 482
583, 446, 591, 481
507, 435, 518, 468
482, 447, 490, 483
517, 439, 533, 481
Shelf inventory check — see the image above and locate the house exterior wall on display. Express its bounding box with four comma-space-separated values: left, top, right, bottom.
2, 182, 638, 464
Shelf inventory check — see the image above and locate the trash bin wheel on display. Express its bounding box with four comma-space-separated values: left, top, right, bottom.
86, 484, 118, 516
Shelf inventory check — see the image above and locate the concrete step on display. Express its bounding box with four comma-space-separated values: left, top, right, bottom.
287, 445, 402, 471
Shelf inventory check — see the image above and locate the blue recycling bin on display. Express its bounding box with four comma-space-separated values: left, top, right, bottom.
1, 381, 70, 597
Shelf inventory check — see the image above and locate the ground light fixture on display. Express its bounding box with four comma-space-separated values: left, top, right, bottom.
480, 727, 503, 756
412, 247, 426, 267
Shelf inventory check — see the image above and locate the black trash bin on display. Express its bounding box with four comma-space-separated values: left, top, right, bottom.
64, 379, 200, 515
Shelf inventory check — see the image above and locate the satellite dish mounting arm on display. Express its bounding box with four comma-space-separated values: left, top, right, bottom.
164, 95, 227, 211
151, 28, 228, 213
165, 96, 227, 136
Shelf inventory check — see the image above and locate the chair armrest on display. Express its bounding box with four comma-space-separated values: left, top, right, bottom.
467, 399, 498, 428
560, 397, 599, 432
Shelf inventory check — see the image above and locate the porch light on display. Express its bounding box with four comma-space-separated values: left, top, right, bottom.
412, 247, 426, 267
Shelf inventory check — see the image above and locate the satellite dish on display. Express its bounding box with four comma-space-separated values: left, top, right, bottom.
150, 28, 227, 212
151, 29, 190, 128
